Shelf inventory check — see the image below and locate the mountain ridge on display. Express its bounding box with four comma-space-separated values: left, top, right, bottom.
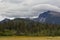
33, 11, 60, 24
0, 11, 60, 24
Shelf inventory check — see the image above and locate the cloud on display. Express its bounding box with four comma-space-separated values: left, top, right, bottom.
0, 0, 60, 20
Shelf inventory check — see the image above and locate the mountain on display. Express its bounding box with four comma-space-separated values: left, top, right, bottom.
0, 11, 60, 24
0, 18, 11, 23
33, 11, 60, 24
0, 16, 60, 36
0, 15, 60, 36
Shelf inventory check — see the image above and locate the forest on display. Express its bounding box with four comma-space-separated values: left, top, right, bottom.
0, 18, 60, 36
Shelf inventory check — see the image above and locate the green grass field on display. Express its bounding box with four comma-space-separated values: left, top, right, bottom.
0, 36, 60, 40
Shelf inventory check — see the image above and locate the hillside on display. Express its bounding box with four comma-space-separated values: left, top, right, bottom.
34, 11, 60, 24
0, 18, 60, 36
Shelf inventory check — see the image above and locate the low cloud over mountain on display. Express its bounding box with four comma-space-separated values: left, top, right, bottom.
0, 0, 60, 20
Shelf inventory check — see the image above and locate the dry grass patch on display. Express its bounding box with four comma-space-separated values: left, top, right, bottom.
0, 36, 60, 40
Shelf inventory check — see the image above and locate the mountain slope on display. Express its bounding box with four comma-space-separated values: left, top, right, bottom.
34, 11, 60, 24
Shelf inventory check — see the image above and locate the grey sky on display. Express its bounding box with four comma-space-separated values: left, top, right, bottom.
0, 0, 60, 20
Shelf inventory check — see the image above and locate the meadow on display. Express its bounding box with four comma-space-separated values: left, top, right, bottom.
0, 36, 60, 40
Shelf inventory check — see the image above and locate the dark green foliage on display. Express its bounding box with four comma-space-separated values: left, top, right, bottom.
0, 18, 60, 36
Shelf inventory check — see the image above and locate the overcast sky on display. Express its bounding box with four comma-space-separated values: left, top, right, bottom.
0, 0, 60, 20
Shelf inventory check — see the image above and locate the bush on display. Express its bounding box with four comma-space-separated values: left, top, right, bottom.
1, 30, 16, 36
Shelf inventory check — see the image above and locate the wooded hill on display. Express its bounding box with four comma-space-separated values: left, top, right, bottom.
0, 18, 60, 36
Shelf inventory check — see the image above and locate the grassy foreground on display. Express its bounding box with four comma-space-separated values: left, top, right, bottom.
0, 36, 60, 40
